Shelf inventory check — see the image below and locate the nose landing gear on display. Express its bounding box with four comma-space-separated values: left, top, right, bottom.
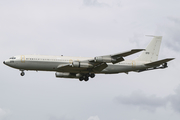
20, 71, 25, 76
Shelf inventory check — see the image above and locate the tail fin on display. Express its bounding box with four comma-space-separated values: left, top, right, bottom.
135, 36, 162, 62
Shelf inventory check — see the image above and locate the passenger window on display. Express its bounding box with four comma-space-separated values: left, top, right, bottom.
9, 57, 16, 59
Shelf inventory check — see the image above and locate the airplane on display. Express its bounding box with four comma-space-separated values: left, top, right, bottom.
3, 36, 174, 81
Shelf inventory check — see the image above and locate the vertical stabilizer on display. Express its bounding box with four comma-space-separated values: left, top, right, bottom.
135, 36, 162, 62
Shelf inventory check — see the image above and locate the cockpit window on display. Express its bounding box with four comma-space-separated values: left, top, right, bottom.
9, 57, 16, 59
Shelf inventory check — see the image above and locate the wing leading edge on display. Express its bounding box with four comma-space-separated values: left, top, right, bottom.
112, 49, 145, 57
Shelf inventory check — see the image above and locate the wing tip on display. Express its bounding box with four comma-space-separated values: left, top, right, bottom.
146, 35, 162, 38
168, 58, 175, 61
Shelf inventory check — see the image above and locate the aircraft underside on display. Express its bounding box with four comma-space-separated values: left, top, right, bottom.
16, 60, 170, 81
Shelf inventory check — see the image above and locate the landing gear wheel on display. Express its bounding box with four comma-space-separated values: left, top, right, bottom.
163, 63, 168, 68
84, 77, 89, 81
79, 77, 83, 81
90, 73, 95, 78
21, 72, 25, 76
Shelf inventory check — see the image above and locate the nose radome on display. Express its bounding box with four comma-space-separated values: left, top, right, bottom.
3, 61, 5, 64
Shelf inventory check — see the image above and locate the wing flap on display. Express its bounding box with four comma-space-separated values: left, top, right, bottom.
93, 63, 108, 72
145, 58, 174, 67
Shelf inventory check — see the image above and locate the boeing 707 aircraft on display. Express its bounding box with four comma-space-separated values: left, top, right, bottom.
3, 36, 174, 81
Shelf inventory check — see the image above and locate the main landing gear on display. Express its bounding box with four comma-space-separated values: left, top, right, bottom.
79, 73, 95, 82
20, 71, 25, 76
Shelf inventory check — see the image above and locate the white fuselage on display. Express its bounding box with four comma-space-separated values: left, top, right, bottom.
3, 36, 173, 81
4, 55, 148, 74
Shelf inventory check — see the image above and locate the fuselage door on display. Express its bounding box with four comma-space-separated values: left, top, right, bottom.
21, 55, 25, 63
132, 61, 136, 68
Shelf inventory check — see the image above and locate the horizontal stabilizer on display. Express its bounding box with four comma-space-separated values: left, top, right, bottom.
145, 58, 175, 67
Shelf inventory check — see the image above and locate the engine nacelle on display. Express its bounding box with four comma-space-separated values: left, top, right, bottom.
94, 56, 116, 63
72, 61, 93, 68
56, 72, 74, 78
55, 72, 82, 78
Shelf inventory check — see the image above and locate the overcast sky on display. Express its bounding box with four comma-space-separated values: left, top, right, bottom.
0, 0, 180, 120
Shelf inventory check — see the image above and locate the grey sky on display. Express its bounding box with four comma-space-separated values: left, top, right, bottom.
116, 85, 180, 113
116, 91, 168, 112
0, 0, 180, 120
83, 0, 109, 7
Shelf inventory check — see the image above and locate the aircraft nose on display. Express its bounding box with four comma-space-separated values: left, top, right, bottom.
3, 61, 5, 64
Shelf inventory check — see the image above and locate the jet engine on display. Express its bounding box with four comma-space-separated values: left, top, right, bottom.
94, 56, 116, 63
55, 72, 82, 78
94, 56, 124, 64
72, 61, 93, 68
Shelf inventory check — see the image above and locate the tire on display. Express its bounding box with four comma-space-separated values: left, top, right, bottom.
21, 72, 25, 76
90, 73, 95, 78
79, 77, 83, 81
84, 77, 89, 81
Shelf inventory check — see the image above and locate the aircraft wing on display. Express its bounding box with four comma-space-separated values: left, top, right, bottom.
145, 58, 175, 67
92, 63, 108, 72
57, 49, 144, 72
85, 49, 144, 72
111, 49, 145, 57
89, 49, 144, 64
